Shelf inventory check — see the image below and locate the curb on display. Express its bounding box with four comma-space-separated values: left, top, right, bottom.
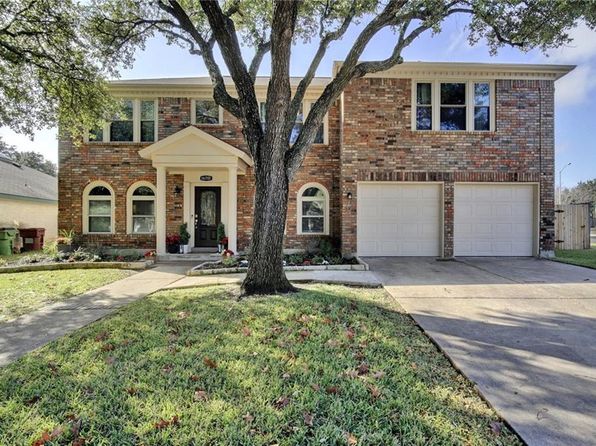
0, 260, 154, 274
188, 263, 367, 276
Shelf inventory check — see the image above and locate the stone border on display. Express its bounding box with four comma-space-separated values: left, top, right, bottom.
188, 261, 368, 276
0, 260, 155, 274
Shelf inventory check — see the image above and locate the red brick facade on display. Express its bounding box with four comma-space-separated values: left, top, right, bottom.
339, 77, 555, 256
58, 70, 556, 257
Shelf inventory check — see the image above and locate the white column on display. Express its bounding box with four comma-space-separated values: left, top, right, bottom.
227, 165, 238, 253
156, 165, 167, 255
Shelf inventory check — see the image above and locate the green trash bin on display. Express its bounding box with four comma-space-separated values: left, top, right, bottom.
0, 228, 18, 256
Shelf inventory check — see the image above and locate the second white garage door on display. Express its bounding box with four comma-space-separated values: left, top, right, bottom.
357, 183, 441, 256
454, 184, 536, 256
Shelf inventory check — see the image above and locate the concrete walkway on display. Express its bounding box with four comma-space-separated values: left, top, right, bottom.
0, 263, 188, 367
0, 266, 380, 367
367, 257, 596, 446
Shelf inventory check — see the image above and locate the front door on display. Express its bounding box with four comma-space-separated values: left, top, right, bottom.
194, 186, 221, 247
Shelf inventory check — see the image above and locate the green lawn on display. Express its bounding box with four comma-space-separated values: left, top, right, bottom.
0, 269, 135, 322
554, 247, 596, 269
0, 285, 520, 445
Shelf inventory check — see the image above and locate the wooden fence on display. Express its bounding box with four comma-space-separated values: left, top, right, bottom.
555, 203, 591, 250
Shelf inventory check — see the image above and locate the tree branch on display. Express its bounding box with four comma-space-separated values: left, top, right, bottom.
157, 0, 241, 118
248, 39, 271, 80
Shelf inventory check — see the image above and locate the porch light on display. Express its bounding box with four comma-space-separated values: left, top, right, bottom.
347, 192, 353, 200
174, 185, 182, 196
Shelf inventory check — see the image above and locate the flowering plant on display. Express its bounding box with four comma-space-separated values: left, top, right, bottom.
144, 250, 156, 258
221, 236, 229, 245
222, 249, 234, 257
166, 234, 181, 245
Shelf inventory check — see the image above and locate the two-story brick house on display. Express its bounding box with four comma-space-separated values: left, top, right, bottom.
58, 61, 573, 258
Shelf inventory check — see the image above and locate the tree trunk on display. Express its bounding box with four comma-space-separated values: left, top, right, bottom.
241, 143, 296, 296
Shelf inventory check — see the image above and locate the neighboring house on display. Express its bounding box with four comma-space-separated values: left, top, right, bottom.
0, 156, 58, 239
58, 61, 573, 257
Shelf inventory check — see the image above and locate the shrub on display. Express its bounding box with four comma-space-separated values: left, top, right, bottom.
319, 238, 335, 258
222, 256, 238, 267
216, 222, 226, 243
311, 255, 325, 265
179, 223, 191, 245
287, 252, 304, 265
42, 240, 58, 257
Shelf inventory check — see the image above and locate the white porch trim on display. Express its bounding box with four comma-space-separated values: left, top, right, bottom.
139, 127, 251, 255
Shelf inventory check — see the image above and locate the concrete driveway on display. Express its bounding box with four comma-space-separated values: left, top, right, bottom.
366, 257, 596, 446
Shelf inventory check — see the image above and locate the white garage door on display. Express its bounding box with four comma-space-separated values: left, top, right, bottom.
357, 183, 441, 256
454, 184, 535, 256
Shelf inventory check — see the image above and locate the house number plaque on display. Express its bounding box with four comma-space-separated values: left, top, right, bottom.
200, 175, 213, 181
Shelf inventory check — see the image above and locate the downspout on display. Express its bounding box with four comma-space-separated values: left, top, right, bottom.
538, 84, 543, 257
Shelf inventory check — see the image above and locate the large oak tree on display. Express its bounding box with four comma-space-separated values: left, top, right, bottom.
3, 0, 596, 295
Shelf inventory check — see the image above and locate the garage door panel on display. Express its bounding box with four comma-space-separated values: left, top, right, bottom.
357, 183, 441, 257
454, 184, 534, 257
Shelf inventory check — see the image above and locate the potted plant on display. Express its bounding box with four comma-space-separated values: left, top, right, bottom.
216, 222, 226, 253
179, 223, 191, 254
56, 229, 75, 253
166, 234, 181, 254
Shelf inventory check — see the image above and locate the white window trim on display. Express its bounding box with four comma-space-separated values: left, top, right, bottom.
86, 98, 158, 143
411, 80, 496, 132
297, 182, 329, 235
126, 181, 156, 234
258, 100, 329, 145
82, 181, 115, 234
190, 98, 224, 125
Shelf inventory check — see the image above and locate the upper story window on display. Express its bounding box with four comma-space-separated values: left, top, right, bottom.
260, 101, 327, 145
110, 100, 134, 141
88, 99, 158, 143
140, 100, 156, 142
413, 80, 494, 132
191, 99, 222, 125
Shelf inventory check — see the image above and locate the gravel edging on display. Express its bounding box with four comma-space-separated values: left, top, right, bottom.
0, 260, 155, 274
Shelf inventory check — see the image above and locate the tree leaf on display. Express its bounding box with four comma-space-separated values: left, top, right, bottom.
203, 356, 218, 369
303, 412, 314, 427
273, 396, 290, 409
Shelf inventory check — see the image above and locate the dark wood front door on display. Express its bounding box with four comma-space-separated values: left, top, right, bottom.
194, 187, 221, 247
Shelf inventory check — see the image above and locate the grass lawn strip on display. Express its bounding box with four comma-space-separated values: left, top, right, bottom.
0, 284, 521, 445
554, 248, 596, 269
0, 269, 135, 322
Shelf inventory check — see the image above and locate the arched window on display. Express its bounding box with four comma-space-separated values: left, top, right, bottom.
297, 183, 329, 235
83, 181, 114, 234
127, 181, 156, 234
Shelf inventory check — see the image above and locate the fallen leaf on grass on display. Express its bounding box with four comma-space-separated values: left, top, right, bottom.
310, 383, 321, 391
372, 371, 386, 379
325, 386, 339, 395
273, 396, 290, 410
125, 387, 138, 396
303, 412, 314, 427
490, 421, 503, 436
101, 343, 115, 352
154, 415, 180, 430
31, 426, 63, 446
105, 356, 115, 365
25, 395, 41, 405
369, 384, 381, 399
345, 328, 355, 340
162, 364, 174, 374
347, 433, 358, 445
242, 326, 252, 336
94, 331, 109, 342
177, 311, 190, 320
189, 374, 200, 382
357, 363, 369, 376
299, 328, 310, 339
194, 389, 208, 401
326, 339, 340, 348
282, 372, 291, 380
203, 357, 217, 369
242, 412, 254, 423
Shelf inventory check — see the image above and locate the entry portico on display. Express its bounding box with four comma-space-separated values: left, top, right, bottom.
139, 126, 253, 255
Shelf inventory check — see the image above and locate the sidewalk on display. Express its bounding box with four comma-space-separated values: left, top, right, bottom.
0, 264, 187, 367
0, 266, 380, 367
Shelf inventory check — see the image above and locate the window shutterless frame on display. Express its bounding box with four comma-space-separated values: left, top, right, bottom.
82, 181, 115, 234
297, 182, 329, 235
86, 98, 158, 143
190, 99, 224, 125
411, 80, 495, 132
126, 181, 156, 234
259, 101, 329, 145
